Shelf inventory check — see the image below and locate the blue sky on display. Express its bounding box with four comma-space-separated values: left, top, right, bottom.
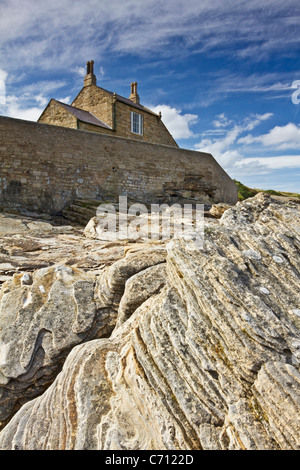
0, 0, 300, 192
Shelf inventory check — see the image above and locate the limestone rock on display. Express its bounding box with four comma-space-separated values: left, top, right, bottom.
0, 213, 134, 283
96, 245, 167, 317
0, 193, 299, 450
116, 263, 166, 327
84, 216, 104, 239
0, 240, 167, 429
0, 213, 54, 236
209, 203, 232, 218
0, 264, 110, 428
84, 205, 201, 241
84, 214, 145, 241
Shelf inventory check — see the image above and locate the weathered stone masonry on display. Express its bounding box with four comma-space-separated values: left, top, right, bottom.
0, 116, 238, 214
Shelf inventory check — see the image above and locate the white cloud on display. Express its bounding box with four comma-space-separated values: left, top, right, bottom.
22, 80, 66, 95
0, 72, 68, 121
35, 95, 48, 107
0, 1, 298, 125
236, 155, 300, 169
1, 95, 43, 121
57, 96, 71, 104
0, 0, 299, 74
238, 123, 300, 149
196, 70, 298, 107
228, 155, 300, 181
212, 113, 233, 128
149, 104, 198, 139
243, 113, 273, 131
195, 113, 274, 167
228, 160, 271, 177
99, 67, 105, 80
194, 113, 300, 189
0, 69, 7, 105
196, 126, 242, 165
74, 66, 86, 78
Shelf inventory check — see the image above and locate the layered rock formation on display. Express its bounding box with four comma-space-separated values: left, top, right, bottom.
0, 193, 299, 450
0, 264, 109, 428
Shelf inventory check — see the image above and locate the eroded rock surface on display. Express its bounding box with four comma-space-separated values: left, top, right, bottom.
0, 265, 102, 427
0, 193, 299, 450
0, 212, 129, 282
0, 213, 168, 430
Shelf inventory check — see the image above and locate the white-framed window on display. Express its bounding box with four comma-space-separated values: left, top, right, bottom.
131, 111, 143, 135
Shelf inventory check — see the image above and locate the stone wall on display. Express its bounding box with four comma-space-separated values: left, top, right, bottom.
114, 100, 177, 147
78, 121, 114, 135
0, 116, 238, 214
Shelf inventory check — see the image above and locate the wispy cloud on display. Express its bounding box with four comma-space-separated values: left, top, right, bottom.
21, 80, 67, 95
193, 70, 299, 108
35, 95, 48, 107
212, 113, 233, 128
193, 112, 300, 191
1, 1, 299, 123
73, 66, 86, 78
0, 0, 299, 74
0, 69, 7, 105
194, 113, 274, 167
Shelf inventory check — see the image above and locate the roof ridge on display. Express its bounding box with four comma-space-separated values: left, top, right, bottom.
92, 85, 159, 116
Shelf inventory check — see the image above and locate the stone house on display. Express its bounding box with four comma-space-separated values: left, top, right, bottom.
38, 61, 178, 147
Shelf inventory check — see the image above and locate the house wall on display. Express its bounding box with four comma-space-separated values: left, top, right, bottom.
72, 85, 114, 128
114, 101, 178, 147
78, 121, 112, 135
71, 85, 178, 146
0, 116, 238, 215
38, 100, 78, 129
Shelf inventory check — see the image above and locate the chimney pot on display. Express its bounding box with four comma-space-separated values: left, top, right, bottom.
84, 60, 97, 87
129, 81, 140, 104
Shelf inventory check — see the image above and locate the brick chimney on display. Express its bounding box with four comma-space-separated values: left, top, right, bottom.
129, 82, 140, 104
84, 60, 97, 87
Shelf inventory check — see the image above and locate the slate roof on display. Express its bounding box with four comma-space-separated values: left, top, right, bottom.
114, 93, 158, 116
